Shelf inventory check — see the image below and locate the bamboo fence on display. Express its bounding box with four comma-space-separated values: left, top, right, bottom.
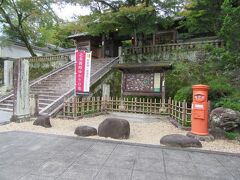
63, 96, 192, 127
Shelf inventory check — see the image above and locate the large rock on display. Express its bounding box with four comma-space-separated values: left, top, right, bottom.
160, 134, 202, 148
33, 115, 51, 128
74, 126, 97, 137
209, 128, 226, 139
98, 118, 130, 139
210, 107, 240, 131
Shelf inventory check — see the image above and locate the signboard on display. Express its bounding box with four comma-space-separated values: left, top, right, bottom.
122, 72, 163, 96
124, 73, 154, 92
75, 50, 92, 95
154, 73, 161, 92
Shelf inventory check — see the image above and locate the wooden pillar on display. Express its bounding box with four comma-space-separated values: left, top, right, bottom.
162, 72, 166, 100
4, 60, 14, 91
11, 59, 30, 122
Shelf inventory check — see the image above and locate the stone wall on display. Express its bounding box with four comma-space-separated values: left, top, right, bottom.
122, 40, 223, 64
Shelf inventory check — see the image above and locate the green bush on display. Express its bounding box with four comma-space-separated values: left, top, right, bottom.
225, 131, 240, 140
174, 86, 192, 104
208, 78, 234, 101
215, 91, 240, 111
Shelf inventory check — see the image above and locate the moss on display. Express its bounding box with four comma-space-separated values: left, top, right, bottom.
29, 67, 54, 81
90, 69, 122, 97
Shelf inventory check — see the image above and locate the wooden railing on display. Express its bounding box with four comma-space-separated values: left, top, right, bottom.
63, 96, 192, 127
123, 40, 224, 56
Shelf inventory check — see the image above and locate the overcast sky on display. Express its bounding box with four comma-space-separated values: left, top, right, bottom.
52, 4, 90, 21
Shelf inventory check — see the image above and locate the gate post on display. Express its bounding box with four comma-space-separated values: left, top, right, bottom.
11, 59, 30, 122
4, 60, 14, 90
118, 46, 123, 63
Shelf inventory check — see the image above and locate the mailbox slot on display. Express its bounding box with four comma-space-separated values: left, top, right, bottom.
193, 109, 204, 119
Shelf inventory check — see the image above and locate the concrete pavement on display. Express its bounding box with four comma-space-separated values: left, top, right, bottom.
0, 111, 12, 124
0, 131, 239, 180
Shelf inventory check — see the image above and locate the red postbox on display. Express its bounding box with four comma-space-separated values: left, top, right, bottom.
191, 84, 209, 135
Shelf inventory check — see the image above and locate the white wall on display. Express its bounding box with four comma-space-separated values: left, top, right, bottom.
0, 44, 50, 59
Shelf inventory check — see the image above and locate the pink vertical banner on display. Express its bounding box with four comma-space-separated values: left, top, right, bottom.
75, 50, 86, 94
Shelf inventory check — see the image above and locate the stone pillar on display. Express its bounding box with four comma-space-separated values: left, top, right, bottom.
102, 84, 110, 98
118, 46, 123, 63
4, 60, 14, 91
11, 59, 30, 122
30, 94, 39, 117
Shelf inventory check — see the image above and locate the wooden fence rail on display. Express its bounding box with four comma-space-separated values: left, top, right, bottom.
63, 96, 192, 127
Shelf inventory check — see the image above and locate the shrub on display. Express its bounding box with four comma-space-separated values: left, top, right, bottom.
208, 78, 234, 102
174, 86, 192, 104
215, 91, 240, 111
225, 132, 240, 140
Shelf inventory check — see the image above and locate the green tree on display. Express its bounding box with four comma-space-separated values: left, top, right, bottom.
180, 0, 224, 36
37, 21, 83, 48
65, 0, 183, 45
81, 4, 158, 46
220, 0, 240, 51
0, 0, 59, 56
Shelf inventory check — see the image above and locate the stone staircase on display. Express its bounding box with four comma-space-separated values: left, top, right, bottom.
0, 57, 119, 115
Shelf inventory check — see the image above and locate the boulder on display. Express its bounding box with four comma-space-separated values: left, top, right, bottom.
98, 118, 130, 139
160, 134, 202, 148
209, 128, 226, 139
74, 126, 97, 137
210, 107, 240, 131
187, 132, 214, 142
33, 115, 51, 128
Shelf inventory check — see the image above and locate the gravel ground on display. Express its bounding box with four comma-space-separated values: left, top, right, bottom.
0, 113, 239, 154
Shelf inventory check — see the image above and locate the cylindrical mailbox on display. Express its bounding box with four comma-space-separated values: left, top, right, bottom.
191, 84, 209, 135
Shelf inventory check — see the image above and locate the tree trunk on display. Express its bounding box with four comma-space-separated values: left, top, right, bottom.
21, 36, 37, 57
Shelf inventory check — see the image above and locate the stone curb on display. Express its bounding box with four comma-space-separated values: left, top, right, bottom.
1, 130, 239, 157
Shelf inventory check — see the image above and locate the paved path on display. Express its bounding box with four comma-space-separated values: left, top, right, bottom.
0, 131, 239, 180
0, 111, 12, 124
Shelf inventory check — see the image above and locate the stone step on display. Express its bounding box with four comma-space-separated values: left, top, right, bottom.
38, 94, 60, 99
0, 107, 13, 112
30, 92, 62, 96
32, 85, 59, 89
39, 99, 55, 104
0, 103, 13, 109
4, 99, 13, 104
39, 102, 50, 107
30, 89, 57, 93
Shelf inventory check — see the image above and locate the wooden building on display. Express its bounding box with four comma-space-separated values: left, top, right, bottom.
68, 33, 121, 58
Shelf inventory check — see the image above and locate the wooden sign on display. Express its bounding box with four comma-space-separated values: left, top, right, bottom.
122, 72, 163, 96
